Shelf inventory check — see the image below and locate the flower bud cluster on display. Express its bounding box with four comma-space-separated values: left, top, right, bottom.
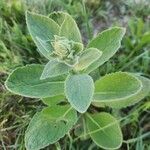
51, 35, 83, 66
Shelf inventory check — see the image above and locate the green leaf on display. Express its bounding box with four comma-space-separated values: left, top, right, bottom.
59, 12, 82, 43
85, 27, 126, 73
65, 74, 94, 113
93, 72, 143, 108
35, 37, 52, 59
26, 11, 60, 59
72, 41, 84, 54
25, 105, 77, 150
49, 11, 66, 26
42, 95, 65, 106
93, 75, 150, 108
49, 12, 83, 46
74, 48, 102, 71
5, 64, 65, 98
40, 59, 71, 79
86, 112, 123, 149
141, 32, 150, 45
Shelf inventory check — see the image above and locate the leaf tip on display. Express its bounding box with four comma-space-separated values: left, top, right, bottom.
40, 74, 45, 80
25, 10, 32, 19
121, 27, 126, 36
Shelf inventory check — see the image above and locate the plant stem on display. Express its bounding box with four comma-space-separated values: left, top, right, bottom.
123, 132, 150, 144
82, 0, 92, 40
55, 142, 61, 150
68, 132, 73, 150
120, 51, 148, 71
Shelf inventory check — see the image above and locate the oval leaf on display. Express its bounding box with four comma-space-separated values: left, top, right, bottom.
25, 105, 77, 150
86, 112, 123, 149
93, 75, 150, 108
5, 64, 65, 98
93, 72, 143, 108
85, 27, 126, 73
59, 13, 82, 43
74, 48, 102, 71
26, 11, 60, 59
65, 74, 94, 113
40, 59, 72, 79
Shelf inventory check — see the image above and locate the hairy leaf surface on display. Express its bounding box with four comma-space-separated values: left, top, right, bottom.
5, 65, 65, 98
65, 74, 94, 113
59, 12, 82, 43
93, 74, 150, 108
85, 27, 126, 73
74, 48, 102, 71
40, 59, 71, 79
42, 95, 65, 106
26, 11, 59, 59
86, 112, 123, 149
93, 72, 143, 108
25, 105, 77, 150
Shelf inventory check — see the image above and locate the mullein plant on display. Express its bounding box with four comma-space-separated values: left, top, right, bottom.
5, 11, 150, 150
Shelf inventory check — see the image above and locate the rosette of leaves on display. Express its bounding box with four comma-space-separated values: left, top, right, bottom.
5, 11, 150, 150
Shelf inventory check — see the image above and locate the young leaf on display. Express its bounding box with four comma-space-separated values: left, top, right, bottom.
59, 13, 82, 43
35, 37, 53, 59
74, 48, 102, 71
92, 72, 143, 108
65, 74, 94, 113
42, 95, 65, 106
72, 41, 84, 54
93, 75, 150, 108
26, 11, 59, 59
141, 32, 150, 45
50, 11, 82, 42
85, 27, 126, 73
25, 105, 77, 150
5, 64, 65, 98
40, 59, 72, 79
86, 112, 123, 150
49, 11, 66, 26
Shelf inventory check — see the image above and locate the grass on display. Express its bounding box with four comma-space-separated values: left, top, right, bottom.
0, 0, 150, 149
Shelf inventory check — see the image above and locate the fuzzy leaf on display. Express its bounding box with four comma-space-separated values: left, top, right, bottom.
65, 74, 94, 113
49, 11, 66, 26
72, 41, 84, 54
5, 65, 65, 98
42, 95, 65, 106
74, 48, 102, 71
59, 13, 82, 43
35, 37, 52, 59
93, 72, 143, 108
40, 59, 71, 79
86, 112, 123, 149
26, 11, 59, 59
49, 12, 82, 44
93, 74, 150, 108
25, 105, 77, 150
85, 27, 126, 73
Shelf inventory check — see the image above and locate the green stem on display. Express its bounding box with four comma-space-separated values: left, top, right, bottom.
120, 51, 148, 71
68, 132, 73, 150
55, 142, 61, 150
82, 0, 92, 40
123, 132, 150, 144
